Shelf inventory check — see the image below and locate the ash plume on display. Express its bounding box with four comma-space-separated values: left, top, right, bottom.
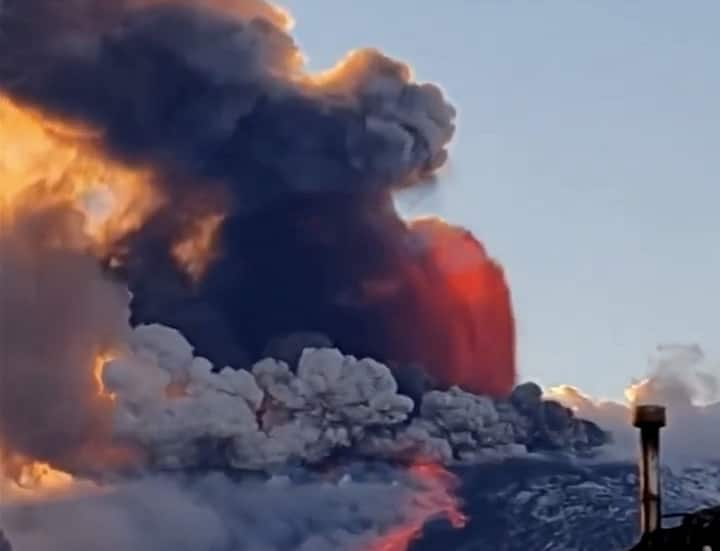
0, 468, 460, 551
101, 324, 607, 472
0, 2, 548, 549
0, 0, 515, 396
0, 189, 134, 474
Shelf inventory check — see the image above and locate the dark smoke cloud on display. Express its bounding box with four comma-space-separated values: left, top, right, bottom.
0, 189, 131, 473
0, 0, 451, 198
0, 0, 514, 395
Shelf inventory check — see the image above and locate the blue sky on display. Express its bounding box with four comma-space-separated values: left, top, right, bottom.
282, 1, 720, 399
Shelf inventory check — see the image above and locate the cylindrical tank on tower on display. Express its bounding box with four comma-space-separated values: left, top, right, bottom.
633, 404, 666, 537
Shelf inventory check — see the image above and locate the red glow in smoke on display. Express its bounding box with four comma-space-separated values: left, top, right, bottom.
364, 462, 467, 551
379, 218, 516, 397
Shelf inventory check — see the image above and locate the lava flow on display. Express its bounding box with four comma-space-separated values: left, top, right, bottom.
365, 463, 468, 551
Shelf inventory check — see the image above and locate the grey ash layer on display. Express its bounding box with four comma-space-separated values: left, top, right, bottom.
103, 325, 608, 472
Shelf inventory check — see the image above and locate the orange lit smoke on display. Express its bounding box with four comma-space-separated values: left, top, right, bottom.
0, 97, 159, 247
376, 217, 516, 397
0, 351, 138, 480
304, 49, 412, 94
365, 463, 467, 551
0, 454, 114, 508
623, 378, 653, 405
544, 384, 594, 413
0, 95, 218, 475
546, 379, 653, 412
171, 213, 225, 281
544, 383, 647, 436
0, 450, 75, 491
83, 352, 149, 470
0, 95, 225, 281
0, 95, 154, 475
129, 0, 295, 30
93, 352, 118, 401
14, 461, 75, 492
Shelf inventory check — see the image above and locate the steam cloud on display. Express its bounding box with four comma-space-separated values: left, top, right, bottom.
548, 345, 720, 465
0, 0, 515, 396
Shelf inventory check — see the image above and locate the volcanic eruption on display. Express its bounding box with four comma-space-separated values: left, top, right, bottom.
0, 1, 647, 550
0, 0, 515, 397
0, 1, 516, 548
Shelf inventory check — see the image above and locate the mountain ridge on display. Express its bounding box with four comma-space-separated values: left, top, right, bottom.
411, 459, 720, 551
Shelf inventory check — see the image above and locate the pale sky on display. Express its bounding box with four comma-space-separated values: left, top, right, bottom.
283, 1, 720, 399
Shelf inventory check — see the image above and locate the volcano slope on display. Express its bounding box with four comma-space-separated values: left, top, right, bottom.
411, 459, 720, 551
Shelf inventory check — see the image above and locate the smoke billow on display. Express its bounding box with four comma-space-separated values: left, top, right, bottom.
0, 0, 515, 396
0, 466, 463, 551
0, 189, 136, 474
92, 324, 606, 473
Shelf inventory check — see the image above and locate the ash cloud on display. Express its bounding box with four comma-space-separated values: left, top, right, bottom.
102, 325, 606, 472
0, 0, 452, 194
0, 190, 132, 473
0, 0, 515, 396
0, 2, 514, 544
0, 468, 451, 551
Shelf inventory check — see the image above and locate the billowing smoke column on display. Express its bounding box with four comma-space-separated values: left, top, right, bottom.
0, 0, 515, 396
0, 188, 137, 475
0, 2, 523, 549
2, 4, 716, 551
